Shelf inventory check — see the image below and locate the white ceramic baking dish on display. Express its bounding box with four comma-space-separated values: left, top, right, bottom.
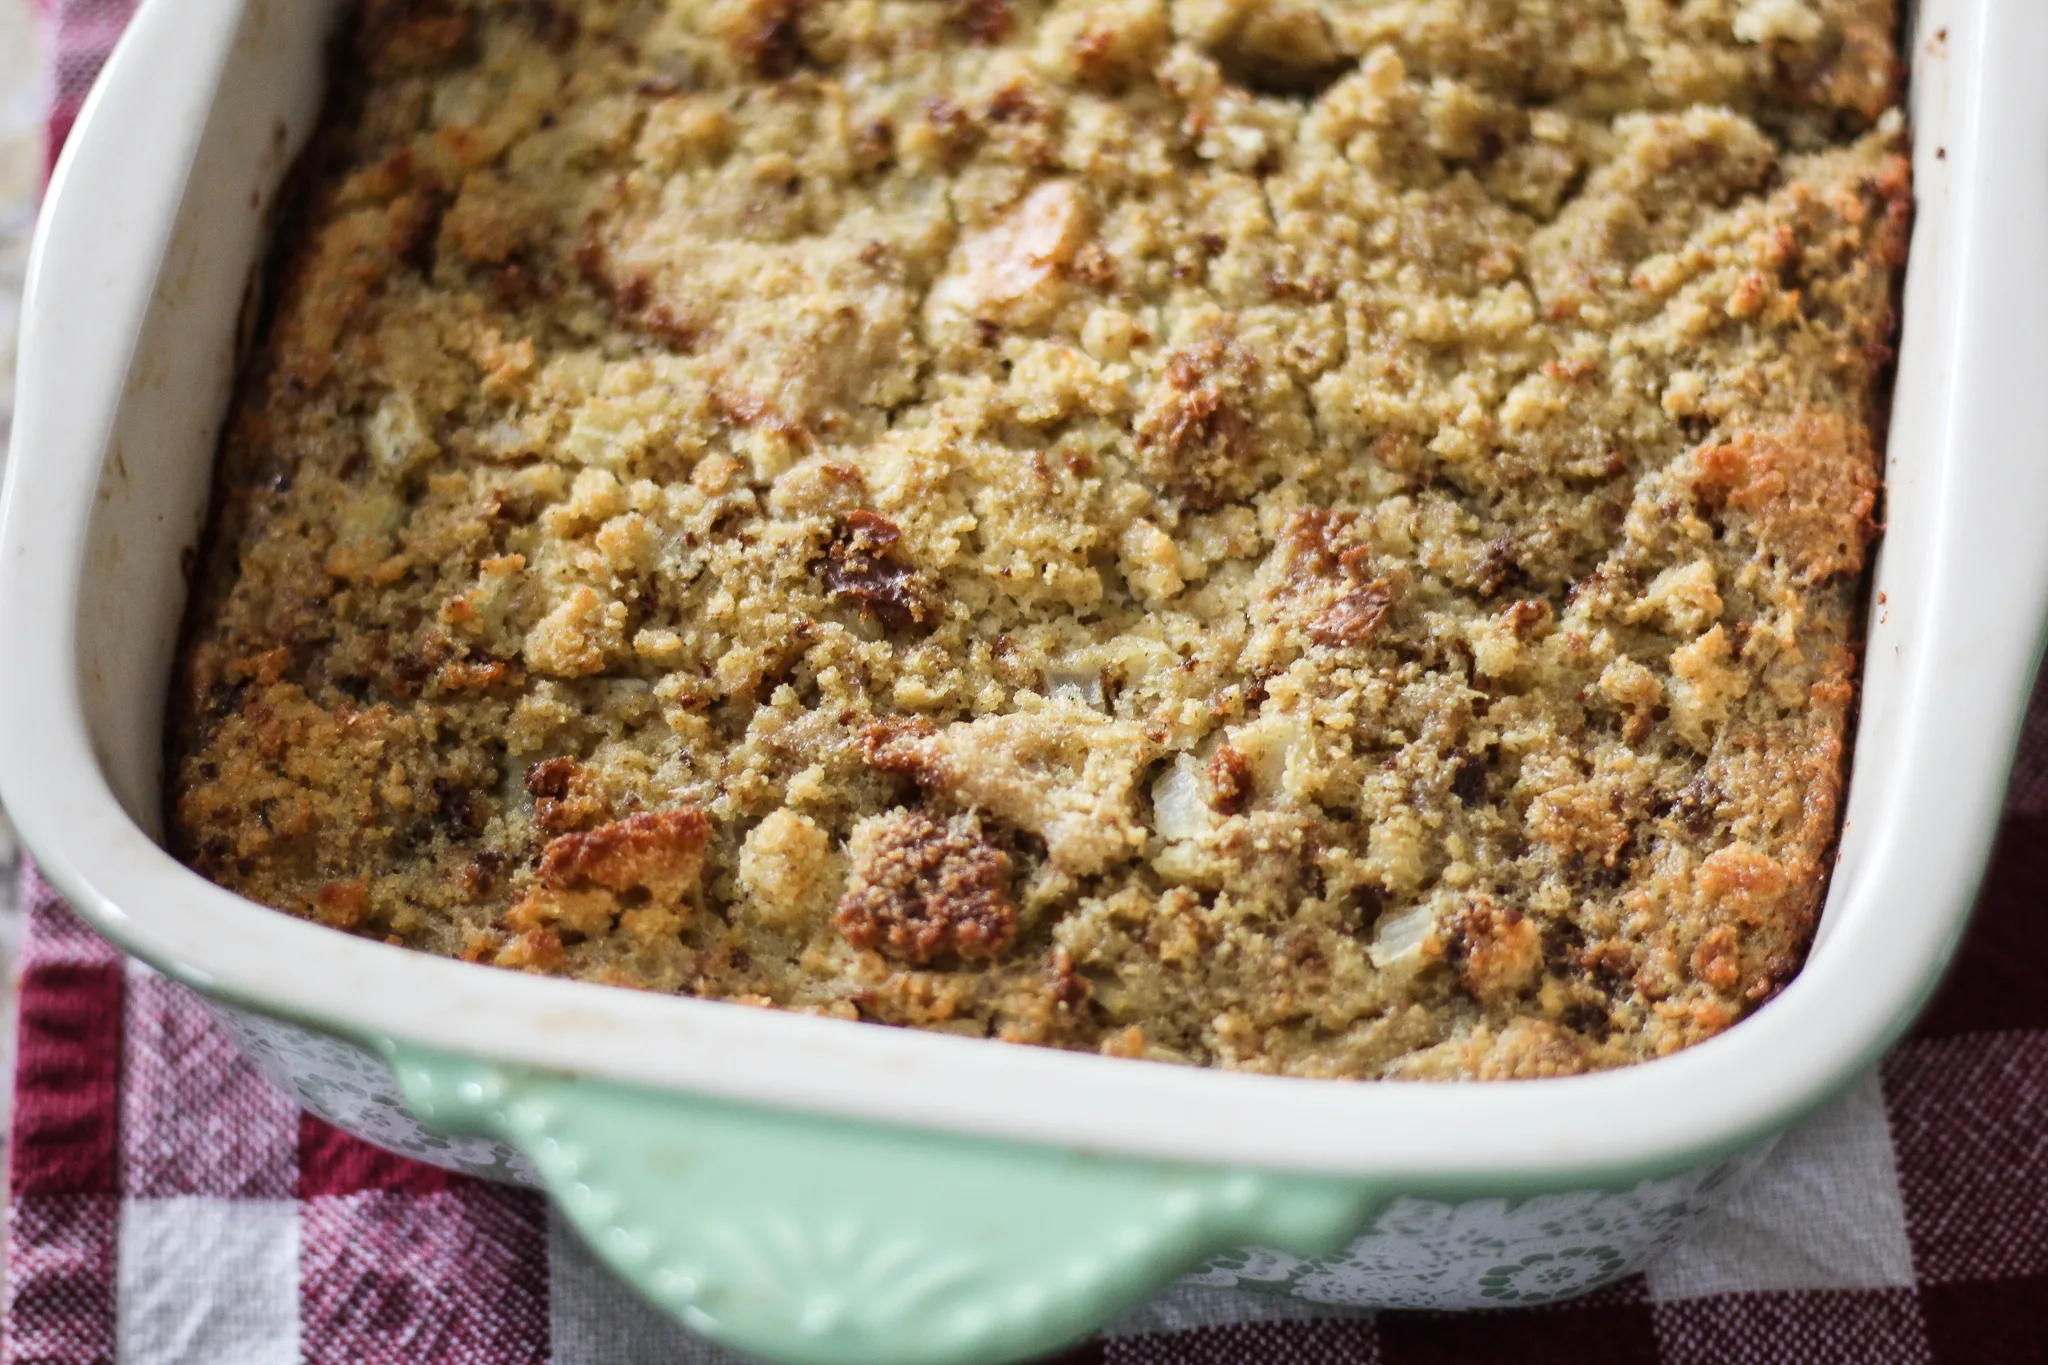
3, 1, 2040, 1361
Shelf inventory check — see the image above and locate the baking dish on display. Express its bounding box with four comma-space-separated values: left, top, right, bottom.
2, 0, 2041, 1360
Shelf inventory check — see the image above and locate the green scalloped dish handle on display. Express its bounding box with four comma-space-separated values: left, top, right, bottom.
389, 1043, 1378, 1365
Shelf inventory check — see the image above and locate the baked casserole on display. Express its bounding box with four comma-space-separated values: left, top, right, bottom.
169, 0, 1908, 1079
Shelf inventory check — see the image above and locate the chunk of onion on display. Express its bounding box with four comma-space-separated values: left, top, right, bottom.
1368, 907, 1436, 969
1150, 756, 1213, 841
1046, 668, 1106, 709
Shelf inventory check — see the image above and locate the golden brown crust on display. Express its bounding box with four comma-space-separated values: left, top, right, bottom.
836, 809, 1018, 964
167, 0, 1906, 1079
535, 808, 710, 900
499, 808, 711, 952
1693, 415, 1881, 584
1134, 338, 1262, 508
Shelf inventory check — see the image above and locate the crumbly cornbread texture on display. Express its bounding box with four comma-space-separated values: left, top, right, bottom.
169, 0, 1908, 1078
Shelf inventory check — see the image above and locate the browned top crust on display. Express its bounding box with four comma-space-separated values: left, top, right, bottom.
168, 0, 1907, 1078
535, 807, 709, 899
836, 809, 1018, 964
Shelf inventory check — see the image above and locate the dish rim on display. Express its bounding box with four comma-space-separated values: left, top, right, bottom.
3, 0, 2041, 1186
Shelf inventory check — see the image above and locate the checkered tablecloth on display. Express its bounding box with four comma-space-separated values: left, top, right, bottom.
10, 2, 2048, 1361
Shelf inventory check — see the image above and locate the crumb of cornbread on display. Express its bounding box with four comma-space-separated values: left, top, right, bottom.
168, 0, 1907, 1079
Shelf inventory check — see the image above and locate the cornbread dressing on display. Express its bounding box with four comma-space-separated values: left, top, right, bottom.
169, 0, 1909, 1079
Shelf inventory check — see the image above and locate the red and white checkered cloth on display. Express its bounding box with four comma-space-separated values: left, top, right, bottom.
31, 0, 128, 180
11, 3, 2048, 1361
